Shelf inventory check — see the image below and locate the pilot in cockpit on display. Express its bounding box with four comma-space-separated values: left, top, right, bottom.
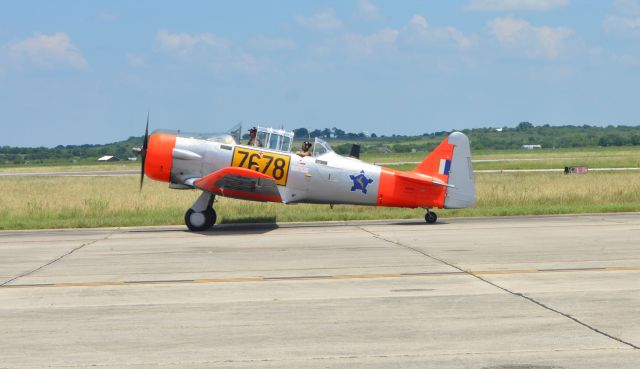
296, 141, 313, 157
247, 127, 262, 147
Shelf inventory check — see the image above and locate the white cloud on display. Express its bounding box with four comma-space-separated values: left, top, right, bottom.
249, 36, 295, 52
604, 16, 640, 34
357, 0, 380, 20
342, 14, 472, 58
7, 32, 88, 70
155, 29, 261, 74
404, 14, 473, 49
466, 0, 569, 12
295, 9, 343, 31
344, 28, 399, 57
604, 0, 640, 36
155, 29, 230, 57
488, 16, 572, 59
232, 53, 259, 73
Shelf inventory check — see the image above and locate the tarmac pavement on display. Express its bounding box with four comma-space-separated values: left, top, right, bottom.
1, 214, 639, 368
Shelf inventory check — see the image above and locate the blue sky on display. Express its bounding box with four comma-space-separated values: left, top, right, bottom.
1, 0, 639, 146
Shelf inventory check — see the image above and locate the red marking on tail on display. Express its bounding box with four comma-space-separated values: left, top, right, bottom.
376, 137, 455, 209
412, 137, 454, 182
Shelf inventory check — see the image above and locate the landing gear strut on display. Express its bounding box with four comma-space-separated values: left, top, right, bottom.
424, 210, 437, 224
185, 192, 216, 231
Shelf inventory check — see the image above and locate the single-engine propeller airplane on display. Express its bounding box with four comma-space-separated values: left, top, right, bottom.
135, 119, 476, 231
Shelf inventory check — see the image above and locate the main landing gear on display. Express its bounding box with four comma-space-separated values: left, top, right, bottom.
425, 210, 437, 224
185, 192, 216, 231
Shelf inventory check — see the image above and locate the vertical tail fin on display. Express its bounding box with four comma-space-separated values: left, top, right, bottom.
413, 132, 476, 209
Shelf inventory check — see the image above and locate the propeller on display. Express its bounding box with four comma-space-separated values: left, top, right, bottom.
132, 114, 150, 191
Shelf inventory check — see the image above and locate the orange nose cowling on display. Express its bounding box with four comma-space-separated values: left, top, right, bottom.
144, 133, 176, 182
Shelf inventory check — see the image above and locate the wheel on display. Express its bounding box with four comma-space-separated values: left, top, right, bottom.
425, 211, 437, 224
185, 207, 216, 231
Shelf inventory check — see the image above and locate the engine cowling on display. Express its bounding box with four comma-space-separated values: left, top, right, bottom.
144, 132, 176, 182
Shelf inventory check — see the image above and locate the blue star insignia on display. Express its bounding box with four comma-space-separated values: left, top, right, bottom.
350, 170, 373, 194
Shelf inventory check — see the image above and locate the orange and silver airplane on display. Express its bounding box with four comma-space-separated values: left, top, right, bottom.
136, 121, 476, 231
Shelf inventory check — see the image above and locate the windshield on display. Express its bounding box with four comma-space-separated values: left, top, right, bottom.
282, 135, 292, 152
227, 124, 242, 144
312, 138, 333, 157
268, 133, 281, 150
256, 131, 268, 148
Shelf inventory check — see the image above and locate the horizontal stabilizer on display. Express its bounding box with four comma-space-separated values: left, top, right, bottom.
395, 170, 454, 188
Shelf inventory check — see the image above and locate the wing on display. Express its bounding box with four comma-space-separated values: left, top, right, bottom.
193, 167, 282, 202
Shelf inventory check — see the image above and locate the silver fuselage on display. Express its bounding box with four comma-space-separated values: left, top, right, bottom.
170, 136, 381, 206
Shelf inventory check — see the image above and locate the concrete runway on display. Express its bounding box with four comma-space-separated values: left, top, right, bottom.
1, 214, 639, 368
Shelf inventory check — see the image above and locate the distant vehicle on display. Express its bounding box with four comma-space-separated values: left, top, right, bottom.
134, 120, 476, 231
521, 144, 542, 150
565, 166, 588, 174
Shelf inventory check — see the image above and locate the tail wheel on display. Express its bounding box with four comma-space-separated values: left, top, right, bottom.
185, 207, 216, 231
425, 211, 437, 224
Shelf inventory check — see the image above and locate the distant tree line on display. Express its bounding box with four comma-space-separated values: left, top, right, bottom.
0, 136, 142, 165
3, 122, 640, 165
462, 122, 640, 150
291, 127, 376, 140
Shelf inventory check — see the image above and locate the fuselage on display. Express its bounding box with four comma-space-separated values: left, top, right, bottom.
144, 131, 469, 209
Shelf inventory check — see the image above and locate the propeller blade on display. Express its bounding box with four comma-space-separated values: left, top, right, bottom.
139, 114, 149, 191
143, 113, 149, 150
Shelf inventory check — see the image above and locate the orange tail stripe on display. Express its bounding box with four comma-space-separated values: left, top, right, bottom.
377, 167, 447, 208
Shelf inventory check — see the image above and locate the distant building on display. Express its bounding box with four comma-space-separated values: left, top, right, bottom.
521, 144, 542, 150
98, 156, 120, 161
373, 146, 392, 154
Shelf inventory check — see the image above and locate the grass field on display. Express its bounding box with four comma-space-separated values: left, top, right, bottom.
366, 146, 640, 170
1, 170, 639, 230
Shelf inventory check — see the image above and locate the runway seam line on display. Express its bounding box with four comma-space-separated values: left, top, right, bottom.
0, 233, 113, 287
357, 226, 640, 351
1, 265, 639, 289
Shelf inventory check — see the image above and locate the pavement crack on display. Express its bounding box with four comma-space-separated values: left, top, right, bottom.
1, 233, 113, 287
357, 226, 640, 351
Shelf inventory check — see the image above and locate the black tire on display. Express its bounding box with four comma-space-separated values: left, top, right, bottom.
185, 207, 216, 231
425, 211, 437, 224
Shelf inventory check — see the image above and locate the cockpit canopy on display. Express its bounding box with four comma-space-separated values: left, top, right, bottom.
241, 125, 334, 156
158, 125, 334, 157
312, 138, 333, 157
249, 126, 294, 152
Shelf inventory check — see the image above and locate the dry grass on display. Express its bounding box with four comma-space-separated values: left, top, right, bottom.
364, 146, 640, 169
1, 171, 640, 230
449, 171, 640, 217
